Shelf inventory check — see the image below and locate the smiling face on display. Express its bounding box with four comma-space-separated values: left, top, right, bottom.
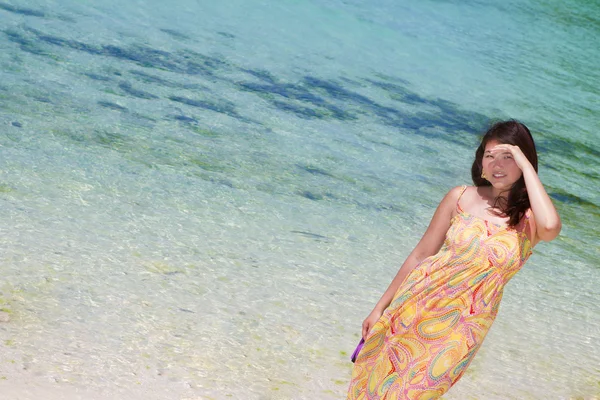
482, 140, 523, 191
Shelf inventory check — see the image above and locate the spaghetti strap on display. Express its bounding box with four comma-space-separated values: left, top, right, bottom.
456, 185, 468, 213
520, 208, 533, 234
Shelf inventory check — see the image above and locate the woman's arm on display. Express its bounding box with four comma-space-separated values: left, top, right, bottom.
520, 164, 561, 244
491, 144, 562, 245
361, 186, 462, 339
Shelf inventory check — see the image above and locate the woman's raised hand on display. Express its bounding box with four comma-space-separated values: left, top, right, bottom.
489, 144, 534, 172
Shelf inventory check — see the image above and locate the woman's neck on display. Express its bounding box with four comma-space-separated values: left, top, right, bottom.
490, 186, 509, 200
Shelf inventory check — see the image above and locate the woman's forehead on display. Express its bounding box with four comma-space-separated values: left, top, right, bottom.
484, 139, 502, 151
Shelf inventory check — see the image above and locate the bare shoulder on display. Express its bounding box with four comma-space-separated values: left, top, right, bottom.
448, 185, 469, 197
444, 185, 469, 204
436, 185, 468, 217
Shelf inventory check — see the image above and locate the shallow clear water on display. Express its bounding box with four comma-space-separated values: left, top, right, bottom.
0, 0, 598, 399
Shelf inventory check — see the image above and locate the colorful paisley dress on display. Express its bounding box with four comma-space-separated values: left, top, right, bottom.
348, 186, 533, 399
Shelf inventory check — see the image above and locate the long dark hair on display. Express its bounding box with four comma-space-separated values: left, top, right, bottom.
471, 120, 538, 227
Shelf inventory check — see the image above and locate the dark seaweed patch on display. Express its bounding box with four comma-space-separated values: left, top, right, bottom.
365, 78, 489, 136
169, 95, 239, 117
98, 101, 128, 112
304, 76, 375, 105
102, 44, 179, 70
537, 136, 600, 160
217, 31, 236, 39
241, 68, 277, 84
303, 76, 403, 121
290, 230, 330, 242
367, 79, 429, 106
290, 230, 329, 239
237, 81, 356, 121
21, 28, 229, 77
238, 82, 321, 103
130, 70, 174, 86
270, 100, 323, 119
118, 81, 158, 99
298, 190, 324, 201
173, 115, 198, 124
373, 72, 410, 85
236, 71, 488, 132
176, 49, 229, 75
355, 201, 405, 213
34, 96, 51, 103
85, 73, 111, 81
549, 189, 598, 208
298, 164, 335, 178
56, 14, 76, 23
0, 2, 45, 17
3, 29, 49, 55
38, 34, 103, 54
160, 29, 190, 40
129, 70, 206, 90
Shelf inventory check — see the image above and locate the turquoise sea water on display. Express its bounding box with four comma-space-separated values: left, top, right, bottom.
0, 0, 598, 399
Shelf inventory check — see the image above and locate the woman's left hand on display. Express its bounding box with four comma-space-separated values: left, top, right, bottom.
489, 144, 533, 172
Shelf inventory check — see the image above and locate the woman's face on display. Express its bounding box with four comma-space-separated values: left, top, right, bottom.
482, 140, 523, 190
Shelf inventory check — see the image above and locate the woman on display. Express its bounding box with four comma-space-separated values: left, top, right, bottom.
348, 120, 561, 399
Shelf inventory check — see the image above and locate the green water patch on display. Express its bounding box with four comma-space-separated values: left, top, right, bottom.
50, 128, 135, 152
0, 284, 16, 320
143, 261, 185, 276
124, 137, 232, 178
48, 124, 228, 177
0, 184, 14, 193
187, 157, 228, 173
538, 0, 600, 32
91, 130, 132, 150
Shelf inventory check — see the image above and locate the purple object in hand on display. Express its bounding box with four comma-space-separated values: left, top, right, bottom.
350, 338, 365, 363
